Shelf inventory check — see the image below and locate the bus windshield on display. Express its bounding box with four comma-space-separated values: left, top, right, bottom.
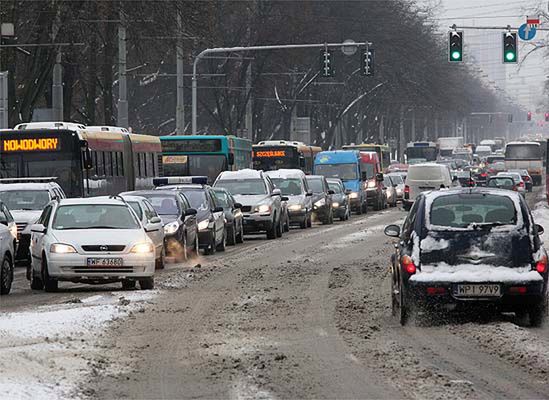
505, 144, 541, 160
315, 163, 358, 180
162, 154, 227, 183
407, 147, 437, 161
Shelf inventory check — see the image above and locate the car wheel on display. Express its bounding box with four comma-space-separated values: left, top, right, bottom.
236, 224, 244, 244
276, 216, 283, 237
300, 216, 307, 229
194, 231, 200, 257
42, 258, 58, 293
122, 279, 136, 290
204, 232, 216, 255
307, 214, 312, 228
266, 219, 277, 239
0, 255, 13, 295
284, 214, 290, 232
227, 224, 236, 246
398, 276, 409, 326
30, 261, 44, 290
362, 201, 368, 214
139, 277, 155, 290
156, 247, 166, 270
530, 304, 545, 327
216, 229, 226, 252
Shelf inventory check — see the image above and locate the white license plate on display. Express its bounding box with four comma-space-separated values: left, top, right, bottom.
87, 258, 123, 267
454, 284, 501, 297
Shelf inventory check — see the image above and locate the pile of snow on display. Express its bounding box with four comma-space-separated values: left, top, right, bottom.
410, 263, 542, 283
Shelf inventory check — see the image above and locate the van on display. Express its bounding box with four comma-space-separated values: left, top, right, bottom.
403, 163, 452, 211
359, 151, 385, 210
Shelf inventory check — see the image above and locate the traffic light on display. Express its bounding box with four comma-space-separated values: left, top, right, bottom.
527, 111, 532, 121
361, 48, 375, 76
545, 112, 549, 122
320, 49, 334, 77
503, 32, 518, 63
448, 31, 463, 62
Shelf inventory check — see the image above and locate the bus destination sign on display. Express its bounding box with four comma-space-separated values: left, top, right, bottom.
1, 137, 60, 152
254, 150, 287, 158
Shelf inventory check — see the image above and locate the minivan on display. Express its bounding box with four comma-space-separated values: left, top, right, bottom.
403, 163, 452, 211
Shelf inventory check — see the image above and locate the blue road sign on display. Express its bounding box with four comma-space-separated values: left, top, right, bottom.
519, 23, 537, 41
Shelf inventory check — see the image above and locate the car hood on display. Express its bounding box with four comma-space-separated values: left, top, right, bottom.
285, 194, 307, 206
159, 215, 178, 226
233, 194, 271, 207
419, 228, 532, 268
10, 210, 42, 225
332, 193, 346, 203
311, 193, 325, 203
51, 229, 149, 247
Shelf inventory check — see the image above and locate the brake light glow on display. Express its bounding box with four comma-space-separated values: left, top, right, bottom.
480, 172, 487, 177
401, 255, 416, 274
509, 286, 527, 294
536, 255, 547, 273
519, 181, 525, 188
404, 185, 410, 200
426, 287, 446, 295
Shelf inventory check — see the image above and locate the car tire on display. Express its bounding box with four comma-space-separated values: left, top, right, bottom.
42, 258, 58, 293
122, 279, 136, 290
276, 216, 283, 237
398, 276, 409, 326
156, 248, 166, 270
266, 219, 277, 239
0, 255, 13, 295
530, 304, 545, 327
30, 263, 44, 290
307, 214, 312, 228
139, 277, 155, 290
300, 217, 307, 229
193, 232, 200, 257
284, 214, 290, 232
236, 224, 244, 243
227, 224, 236, 246
216, 229, 226, 252
204, 232, 216, 255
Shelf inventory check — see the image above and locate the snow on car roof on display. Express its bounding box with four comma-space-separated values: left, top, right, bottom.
0, 182, 59, 191
217, 169, 262, 180
59, 197, 130, 206
265, 169, 305, 179
407, 162, 444, 169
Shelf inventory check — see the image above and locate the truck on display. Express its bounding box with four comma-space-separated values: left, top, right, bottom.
437, 137, 464, 158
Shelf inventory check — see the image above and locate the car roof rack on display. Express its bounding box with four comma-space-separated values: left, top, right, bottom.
0, 177, 58, 184
153, 176, 208, 187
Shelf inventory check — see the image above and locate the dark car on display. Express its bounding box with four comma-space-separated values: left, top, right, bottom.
326, 178, 350, 221
384, 188, 547, 326
121, 190, 198, 260
453, 171, 476, 187
306, 175, 334, 224
153, 178, 226, 255
212, 187, 244, 245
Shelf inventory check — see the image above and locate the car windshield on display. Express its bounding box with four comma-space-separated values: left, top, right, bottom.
388, 174, 403, 184
408, 166, 444, 180
138, 194, 180, 216
306, 178, 324, 193
271, 178, 303, 196
180, 189, 209, 211
327, 181, 342, 193
212, 190, 230, 207
429, 193, 517, 228
315, 163, 358, 180
216, 179, 267, 195
52, 204, 140, 230
0, 190, 50, 210
488, 178, 514, 187
127, 201, 143, 219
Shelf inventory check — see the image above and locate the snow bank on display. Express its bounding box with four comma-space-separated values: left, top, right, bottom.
410, 263, 542, 283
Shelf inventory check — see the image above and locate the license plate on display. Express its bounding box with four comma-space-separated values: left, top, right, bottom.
87, 258, 123, 267
454, 284, 501, 297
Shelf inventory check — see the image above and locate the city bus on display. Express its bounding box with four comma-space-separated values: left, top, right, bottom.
0, 122, 162, 197
505, 141, 543, 186
252, 140, 322, 174
160, 135, 252, 183
405, 141, 437, 164
341, 143, 391, 171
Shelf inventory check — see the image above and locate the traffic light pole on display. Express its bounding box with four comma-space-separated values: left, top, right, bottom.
191, 41, 371, 135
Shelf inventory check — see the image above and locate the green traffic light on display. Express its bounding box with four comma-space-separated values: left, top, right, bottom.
451, 51, 461, 60
505, 51, 516, 61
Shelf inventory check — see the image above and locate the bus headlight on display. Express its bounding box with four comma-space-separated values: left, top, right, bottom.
164, 221, 180, 235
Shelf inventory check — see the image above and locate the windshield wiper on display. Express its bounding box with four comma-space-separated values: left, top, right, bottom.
470, 222, 508, 230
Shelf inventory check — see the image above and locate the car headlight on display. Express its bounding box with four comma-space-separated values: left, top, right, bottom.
396, 188, 403, 195
9, 224, 17, 239
314, 198, 326, 207
255, 204, 271, 214
197, 219, 210, 231
349, 192, 359, 199
50, 243, 77, 254
130, 242, 154, 253
288, 204, 302, 212
164, 221, 180, 235
332, 202, 339, 208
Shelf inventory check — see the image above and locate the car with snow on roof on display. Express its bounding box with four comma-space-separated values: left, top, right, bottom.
384, 188, 548, 326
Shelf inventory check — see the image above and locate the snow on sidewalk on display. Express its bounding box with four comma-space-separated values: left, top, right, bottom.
0, 290, 157, 399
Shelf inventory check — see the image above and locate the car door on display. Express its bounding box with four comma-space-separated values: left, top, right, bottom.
178, 194, 197, 246
208, 189, 225, 242
265, 176, 281, 216
0, 206, 13, 259
142, 199, 164, 256
228, 193, 241, 231
31, 204, 54, 265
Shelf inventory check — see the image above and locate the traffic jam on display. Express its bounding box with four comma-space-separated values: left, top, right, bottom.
1, 123, 549, 397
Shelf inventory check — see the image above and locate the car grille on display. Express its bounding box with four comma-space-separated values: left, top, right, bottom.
70, 266, 134, 274
81, 245, 126, 252
241, 206, 252, 213
16, 223, 27, 233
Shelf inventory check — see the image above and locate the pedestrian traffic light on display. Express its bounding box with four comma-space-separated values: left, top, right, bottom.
503, 32, 518, 63
320, 49, 334, 77
527, 111, 532, 121
361, 48, 375, 76
448, 31, 463, 62
545, 112, 549, 122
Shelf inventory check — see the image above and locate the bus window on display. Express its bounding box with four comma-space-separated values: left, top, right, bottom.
146, 153, 154, 177
117, 152, 124, 176
104, 152, 112, 176
96, 152, 104, 176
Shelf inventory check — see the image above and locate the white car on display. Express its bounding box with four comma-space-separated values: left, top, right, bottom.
403, 163, 453, 211
29, 197, 156, 291
0, 201, 17, 295
118, 195, 165, 269
497, 172, 526, 196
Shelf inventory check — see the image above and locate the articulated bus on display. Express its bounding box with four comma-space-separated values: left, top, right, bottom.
160, 135, 252, 183
252, 140, 322, 174
342, 143, 391, 171
0, 122, 161, 197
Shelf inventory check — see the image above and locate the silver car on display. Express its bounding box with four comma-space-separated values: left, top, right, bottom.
29, 197, 156, 291
0, 201, 17, 295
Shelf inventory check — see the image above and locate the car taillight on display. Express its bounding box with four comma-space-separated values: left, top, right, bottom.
524, 176, 530, 181
401, 255, 416, 274
426, 287, 446, 295
480, 172, 487, 177
519, 181, 525, 188
509, 286, 527, 294
404, 185, 410, 199
536, 255, 547, 273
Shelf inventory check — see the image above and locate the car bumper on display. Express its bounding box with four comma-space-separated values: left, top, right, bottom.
366, 189, 379, 204
46, 252, 155, 280
312, 204, 330, 219
407, 280, 546, 310
332, 204, 347, 218
198, 229, 213, 248
349, 197, 364, 211
242, 213, 273, 233
288, 209, 307, 224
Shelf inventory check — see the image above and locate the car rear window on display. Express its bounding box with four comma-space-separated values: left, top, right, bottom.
429, 193, 517, 228
407, 166, 445, 180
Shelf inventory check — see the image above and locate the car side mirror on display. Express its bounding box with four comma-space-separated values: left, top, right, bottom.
327, 190, 335, 195
535, 224, 545, 236
149, 216, 161, 224
376, 173, 384, 182
234, 202, 242, 209
306, 191, 313, 197
272, 188, 281, 196
213, 206, 224, 213
31, 223, 47, 233
185, 208, 197, 216
384, 224, 400, 237
144, 223, 160, 232
281, 196, 289, 202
